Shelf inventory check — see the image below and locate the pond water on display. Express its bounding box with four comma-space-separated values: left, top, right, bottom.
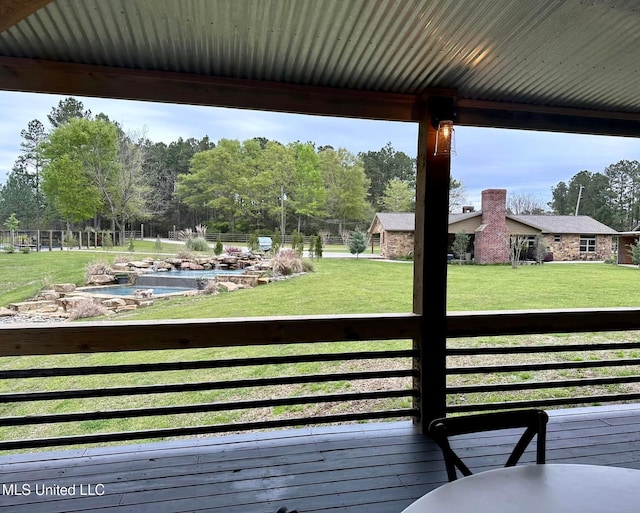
135, 268, 247, 288
81, 285, 194, 297
161, 269, 246, 278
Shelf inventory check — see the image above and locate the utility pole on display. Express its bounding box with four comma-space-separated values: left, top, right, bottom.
575, 185, 584, 216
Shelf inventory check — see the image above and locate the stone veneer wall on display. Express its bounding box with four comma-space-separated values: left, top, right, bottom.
544, 234, 615, 261
474, 189, 510, 264
381, 231, 414, 259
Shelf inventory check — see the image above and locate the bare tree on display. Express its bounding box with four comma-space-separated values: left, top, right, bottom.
508, 193, 547, 215
449, 178, 467, 213
508, 234, 529, 268
115, 129, 151, 243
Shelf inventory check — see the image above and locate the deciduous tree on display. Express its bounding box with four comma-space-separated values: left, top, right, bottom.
381, 178, 414, 212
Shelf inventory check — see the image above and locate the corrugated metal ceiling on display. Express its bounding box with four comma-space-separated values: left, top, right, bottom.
1, 0, 639, 114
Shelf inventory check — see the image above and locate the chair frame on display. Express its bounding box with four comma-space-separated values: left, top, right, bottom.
428, 409, 549, 481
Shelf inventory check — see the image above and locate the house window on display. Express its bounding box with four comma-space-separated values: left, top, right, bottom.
554, 235, 561, 243
580, 235, 596, 252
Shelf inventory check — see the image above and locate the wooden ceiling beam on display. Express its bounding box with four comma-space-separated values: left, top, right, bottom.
2, 55, 639, 137
0, 0, 53, 33
457, 98, 640, 138
0, 56, 418, 122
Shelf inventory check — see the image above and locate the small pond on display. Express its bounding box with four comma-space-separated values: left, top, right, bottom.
161, 269, 247, 278
80, 285, 194, 297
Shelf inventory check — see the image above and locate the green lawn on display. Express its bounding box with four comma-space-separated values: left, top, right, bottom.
3, 250, 640, 313
3, 255, 640, 450
116, 260, 640, 321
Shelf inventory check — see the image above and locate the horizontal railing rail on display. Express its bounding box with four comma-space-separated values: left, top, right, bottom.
3, 308, 640, 451
0, 315, 419, 451
446, 310, 640, 413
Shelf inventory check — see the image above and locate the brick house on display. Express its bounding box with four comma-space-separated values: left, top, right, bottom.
368, 212, 415, 259
370, 189, 619, 262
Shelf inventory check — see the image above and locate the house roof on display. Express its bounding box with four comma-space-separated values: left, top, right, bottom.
1, 1, 640, 136
372, 212, 619, 235
371, 213, 415, 232
510, 215, 619, 235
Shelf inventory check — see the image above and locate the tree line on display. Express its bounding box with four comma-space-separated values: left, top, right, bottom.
0, 97, 426, 239
548, 161, 640, 231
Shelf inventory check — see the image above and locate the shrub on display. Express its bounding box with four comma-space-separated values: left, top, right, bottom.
127, 238, 135, 252
348, 229, 367, 258
102, 233, 113, 249
179, 225, 209, 252
68, 299, 109, 320
41, 274, 53, 290
301, 258, 315, 273
202, 280, 219, 295
291, 231, 304, 256
308, 235, 316, 259
185, 237, 209, 252
272, 249, 303, 276
195, 224, 207, 238
314, 235, 323, 259
154, 235, 164, 254
272, 230, 282, 253
176, 249, 194, 260
64, 231, 78, 250
214, 235, 223, 256
178, 227, 194, 241
85, 260, 112, 283
248, 232, 259, 252
21, 246, 30, 254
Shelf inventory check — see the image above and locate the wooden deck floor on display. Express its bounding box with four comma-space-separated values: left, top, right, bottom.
2, 404, 640, 513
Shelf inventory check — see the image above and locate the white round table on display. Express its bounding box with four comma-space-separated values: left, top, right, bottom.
401, 464, 640, 513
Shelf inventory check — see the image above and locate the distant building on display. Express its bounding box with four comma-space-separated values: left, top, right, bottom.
369, 189, 619, 263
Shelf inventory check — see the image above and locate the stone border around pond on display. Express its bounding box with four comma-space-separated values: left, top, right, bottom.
3, 251, 309, 321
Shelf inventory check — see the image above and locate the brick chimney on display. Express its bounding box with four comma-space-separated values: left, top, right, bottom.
462, 205, 475, 213
474, 189, 510, 264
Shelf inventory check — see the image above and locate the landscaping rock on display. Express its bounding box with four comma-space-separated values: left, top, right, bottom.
9, 300, 57, 312
133, 289, 154, 299
87, 274, 117, 285
54, 283, 76, 293
218, 282, 245, 292
115, 305, 137, 313
128, 260, 151, 268
57, 296, 100, 311
41, 290, 61, 300
0, 307, 15, 317
101, 298, 127, 308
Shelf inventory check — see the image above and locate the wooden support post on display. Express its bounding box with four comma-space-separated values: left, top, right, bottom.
49, 230, 52, 251
413, 93, 455, 432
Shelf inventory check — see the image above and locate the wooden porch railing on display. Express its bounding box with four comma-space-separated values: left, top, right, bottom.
2, 308, 640, 451
0, 314, 419, 451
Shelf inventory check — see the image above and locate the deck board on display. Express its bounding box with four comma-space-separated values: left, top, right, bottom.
2, 404, 640, 512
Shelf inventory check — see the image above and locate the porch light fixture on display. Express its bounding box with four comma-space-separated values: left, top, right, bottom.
434, 120, 455, 157
429, 96, 457, 157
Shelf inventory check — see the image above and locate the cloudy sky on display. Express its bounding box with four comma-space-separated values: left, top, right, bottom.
1, 90, 639, 210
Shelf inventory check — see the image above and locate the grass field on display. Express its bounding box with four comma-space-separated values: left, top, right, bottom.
3, 252, 640, 450
4, 246, 640, 313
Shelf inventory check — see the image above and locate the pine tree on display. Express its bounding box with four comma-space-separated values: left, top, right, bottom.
348, 229, 366, 258
314, 235, 323, 259
214, 235, 223, 256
